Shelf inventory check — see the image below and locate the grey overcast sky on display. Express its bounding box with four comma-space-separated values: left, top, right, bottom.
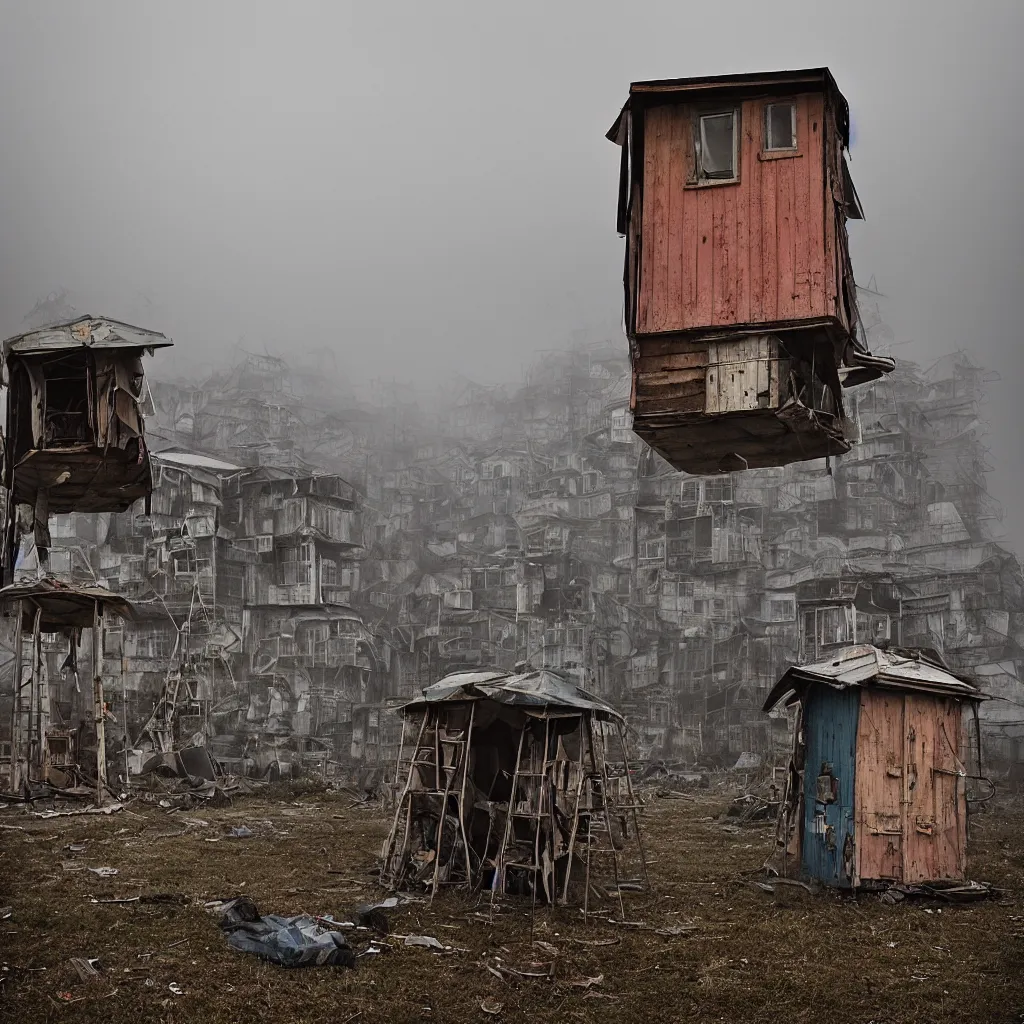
0, 1, 1022, 541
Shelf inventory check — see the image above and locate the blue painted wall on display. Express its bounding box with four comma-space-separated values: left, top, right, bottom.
801, 687, 860, 887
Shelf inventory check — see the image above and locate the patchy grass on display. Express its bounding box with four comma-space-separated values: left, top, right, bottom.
1, 789, 1022, 1024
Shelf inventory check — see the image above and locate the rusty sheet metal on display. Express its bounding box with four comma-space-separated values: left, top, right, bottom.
153, 450, 244, 473
404, 667, 624, 721
3, 316, 172, 356
763, 644, 981, 712
0, 578, 136, 630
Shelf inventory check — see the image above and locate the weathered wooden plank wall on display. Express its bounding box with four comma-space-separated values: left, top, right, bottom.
801, 686, 859, 887
855, 691, 968, 886
855, 689, 905, 883
902, 695, 967, 884
637, 93, 830, 336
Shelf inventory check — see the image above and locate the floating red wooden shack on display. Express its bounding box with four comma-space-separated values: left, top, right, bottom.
608, 68, 894, 473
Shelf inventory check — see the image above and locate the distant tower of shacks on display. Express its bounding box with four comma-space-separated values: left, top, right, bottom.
608, 67, 895, 473
1, 316, 170, 800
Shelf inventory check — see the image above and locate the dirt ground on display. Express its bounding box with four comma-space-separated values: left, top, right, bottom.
1, 783, 1022, 1024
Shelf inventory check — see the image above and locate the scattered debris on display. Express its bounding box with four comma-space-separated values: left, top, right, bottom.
69, 958, 102, 983
229, 825, 254, 839
732, 752, 762, 771
747, 877, 819, 897
480, 998, 503, 1015
654, 923, 698, 937
89, 892, 187, 906
87, 868, 118, 879
569, 974, 604, 989
722, 790, 779, 826
879, 880, 997, 905
169, 982, 184, 996
33, 803, 124, 819
490, 959, 555, 981
404, 935, 445, 950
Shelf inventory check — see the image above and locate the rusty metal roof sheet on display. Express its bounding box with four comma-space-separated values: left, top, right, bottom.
153, 451, 243, 473
763, 644, 981, 711
3, 316, 172, 357
0, 578, 136, 630
405, 667, 624, 720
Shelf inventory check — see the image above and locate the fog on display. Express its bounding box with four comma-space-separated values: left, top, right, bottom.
0, 1, 1021, 542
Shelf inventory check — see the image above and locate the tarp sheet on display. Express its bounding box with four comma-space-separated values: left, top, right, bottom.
213, 896, 354, 969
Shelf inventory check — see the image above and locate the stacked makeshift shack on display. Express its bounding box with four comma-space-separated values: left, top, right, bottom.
764, 645, 982, 889
2, 316, 171, 581
2, 578, 135, 798
380, 667, 647, 911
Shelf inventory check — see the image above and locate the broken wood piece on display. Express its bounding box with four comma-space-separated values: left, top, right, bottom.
69, 957, 102, 983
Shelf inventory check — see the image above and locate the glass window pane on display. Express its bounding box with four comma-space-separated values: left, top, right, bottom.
699, 113, 735, 178
767, 103, 796, 149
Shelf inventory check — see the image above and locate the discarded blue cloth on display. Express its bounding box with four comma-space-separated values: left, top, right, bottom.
214, 897, 354, 968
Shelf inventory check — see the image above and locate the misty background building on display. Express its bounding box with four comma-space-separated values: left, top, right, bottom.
1, 286, 1021, 785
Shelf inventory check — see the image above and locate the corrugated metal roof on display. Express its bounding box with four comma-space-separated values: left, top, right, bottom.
0, 578, 136, 630
405, 667, 623, 720
154, 451, 243, 473
763, 644, 981, 711
3, 316, 173, 356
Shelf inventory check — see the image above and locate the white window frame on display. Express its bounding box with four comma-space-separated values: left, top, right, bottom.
764, 102, 798, 152
693, 109, 740, 184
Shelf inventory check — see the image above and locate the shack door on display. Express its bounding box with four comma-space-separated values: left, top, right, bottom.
855, 691, 968, 886
854, 689, 905, 885
901, 695, 967, 884
801, 687, 859, 887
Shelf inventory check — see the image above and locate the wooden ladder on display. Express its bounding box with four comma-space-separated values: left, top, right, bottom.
492, 718, 556, 904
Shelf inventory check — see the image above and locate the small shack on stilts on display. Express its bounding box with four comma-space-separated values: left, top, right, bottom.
380, 668, 648, 914
3, 579, 135, 802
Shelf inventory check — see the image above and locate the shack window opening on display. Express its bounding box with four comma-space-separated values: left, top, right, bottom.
43, 354, 91, 446
765, 102, 797, 151
695, 111, 737, 181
